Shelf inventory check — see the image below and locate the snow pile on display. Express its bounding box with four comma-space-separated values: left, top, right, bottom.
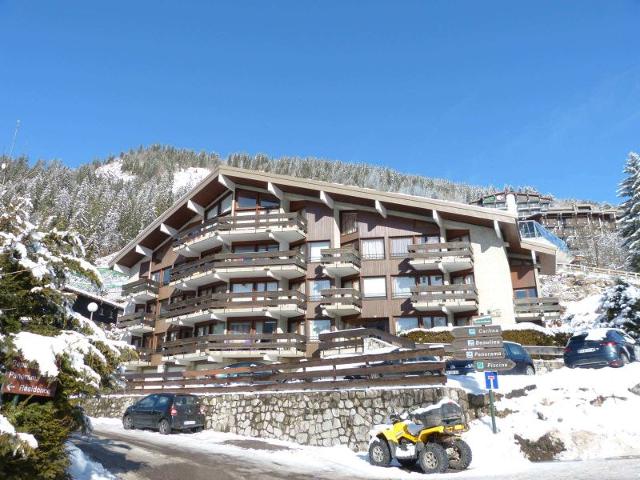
95, 158, 135, 183
411, 397, 458, 415
562, 294, 604, 331
173, 167, 211, 195
451, 364, 640, 461
0, 414, 38, 456
12, 331, 106, 386
66, 442, 116, 480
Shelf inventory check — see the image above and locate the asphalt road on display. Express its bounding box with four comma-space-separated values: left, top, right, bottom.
73, 425, 640, 480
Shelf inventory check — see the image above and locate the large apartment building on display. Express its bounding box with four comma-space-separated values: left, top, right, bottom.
109, 166, 559, 371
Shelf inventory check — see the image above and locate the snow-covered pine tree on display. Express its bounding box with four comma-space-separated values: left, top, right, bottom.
0, 192, 128, 479
618, 152, 640, 272
598, 279, 640, 339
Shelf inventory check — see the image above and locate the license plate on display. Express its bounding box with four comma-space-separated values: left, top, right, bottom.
577, 348, 597, 353
446, 370, 460, 375
184, 420, 196, 425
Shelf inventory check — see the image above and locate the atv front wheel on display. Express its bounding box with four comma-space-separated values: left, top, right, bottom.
368, 438, 391, 467
418, 442, 448, 474
447, 439, 472, 470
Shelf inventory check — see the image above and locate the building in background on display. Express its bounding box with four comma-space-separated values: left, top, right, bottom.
471, 191, 553, 219
108, 166, 560, 372
527, 204, 621, 240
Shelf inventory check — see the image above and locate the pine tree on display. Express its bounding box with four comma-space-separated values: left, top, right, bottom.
618, 152, 640, 272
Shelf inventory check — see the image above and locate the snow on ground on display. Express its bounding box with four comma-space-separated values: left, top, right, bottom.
0, 413, 38, 456
66, 442, 117, 480
173, 167, 211, 195
95, 158, 135, 182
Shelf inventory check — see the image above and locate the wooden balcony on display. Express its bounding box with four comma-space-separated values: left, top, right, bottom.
123, 347, 155, 369
408, 242, 473, 273
214, 250, 306, 281
514, 297, 561, 324
320, 288, 362, 317
170, 256, 217, 289
411, 284, 478, 313
160, 290, 307, 325
117, 312, 156, 334
159, 333, 307, 361
121, 278, 160, 302
173, 212, 307, 257
320, 248, 361, 277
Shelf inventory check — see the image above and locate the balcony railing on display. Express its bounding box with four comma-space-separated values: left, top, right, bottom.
408, 241, 473, 261
215, 250, 306, 269
160, 290, 307, 319
121, 278, 160, 298
170, 256, 217, 283
320, 248, 361, 268
410, 284, 478, 311
135, 347, 154, 362
159, 333, 307, 357
173, 212, 307, 249
514, 297, 561, 322
117, 311, 156, 330
319, 288, 362, 308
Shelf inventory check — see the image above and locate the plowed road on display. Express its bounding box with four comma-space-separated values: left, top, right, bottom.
72, 423, 640, 480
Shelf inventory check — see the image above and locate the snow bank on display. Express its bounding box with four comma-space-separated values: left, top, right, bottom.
66, 442, 116, 480
0, 414, 38, 456
173, 167, 211, 195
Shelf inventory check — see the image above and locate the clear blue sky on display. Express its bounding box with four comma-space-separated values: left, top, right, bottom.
1, 1, 639, 203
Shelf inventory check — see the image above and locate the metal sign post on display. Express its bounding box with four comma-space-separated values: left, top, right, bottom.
484, 371, 499, 434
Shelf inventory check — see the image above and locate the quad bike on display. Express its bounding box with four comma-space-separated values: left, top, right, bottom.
368, 400, 472, 474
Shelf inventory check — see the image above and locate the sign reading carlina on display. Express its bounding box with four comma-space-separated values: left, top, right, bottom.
1, 360, 57, 398
450, 325, 502, 339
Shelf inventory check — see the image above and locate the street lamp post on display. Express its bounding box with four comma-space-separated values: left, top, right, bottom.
87, 302, 98, 322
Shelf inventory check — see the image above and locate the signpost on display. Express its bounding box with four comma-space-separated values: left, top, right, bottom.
0, 359, 57, 398
448, 316, 512, 434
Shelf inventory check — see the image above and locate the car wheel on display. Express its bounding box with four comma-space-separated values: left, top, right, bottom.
158, 419, 171, 435
368, 438, 392, 467
417, 442, 449, 474
525, 365, 535, 376
446, 439, 472, 470
123, 415, 134, 430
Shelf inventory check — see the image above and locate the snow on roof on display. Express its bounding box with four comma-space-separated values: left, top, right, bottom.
583, 328, 614, 341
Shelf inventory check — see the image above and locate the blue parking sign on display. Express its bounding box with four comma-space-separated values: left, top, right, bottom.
484, 371, 498, 390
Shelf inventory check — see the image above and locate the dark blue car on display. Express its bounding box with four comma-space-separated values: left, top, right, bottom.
564, 328, 639, 368
445, 341, 535, 376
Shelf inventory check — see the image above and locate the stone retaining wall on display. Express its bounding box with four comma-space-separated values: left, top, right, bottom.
81, 386, 488, 451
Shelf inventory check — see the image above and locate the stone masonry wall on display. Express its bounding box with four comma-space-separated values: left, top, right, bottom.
81, 386, 489, 451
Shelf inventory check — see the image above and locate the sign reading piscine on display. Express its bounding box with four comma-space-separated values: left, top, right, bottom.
0, 360, 57, 398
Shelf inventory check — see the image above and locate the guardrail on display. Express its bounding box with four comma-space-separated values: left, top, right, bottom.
159, 333, 307, 356
317, 327, 415, 352
523, 345, 564, 358
514, 297, 561, 322
122, 346, 446, 394
407, 241, 473, 259
320, 248, 361, 267
117, 312, 156, 329
558, 263, 640, 281
121, 278, 161, 297
319, 288, 362, 307
410, 284, 478, 302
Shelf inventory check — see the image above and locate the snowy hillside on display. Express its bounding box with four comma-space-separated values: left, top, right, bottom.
172, 167, 211, 195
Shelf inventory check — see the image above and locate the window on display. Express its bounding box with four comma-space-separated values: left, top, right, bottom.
341, 212, 358, 235
361, 238, 385, 260
206, 193, 233, 220
259, 195, 279, 209
416, 235, 440, 245
162, 268, 172, 286
395, 317, 419, 334
151, 270, 161, 283
452, 274, 474, 285
514, 288, 537, 299
236, 191, 258, 209
423, 316, 447, 328
229, 321, 251, 334
308, 279, 331, 300
309, 319, 331, 339
390, 237, 412, 257
362, 277, 387, 298
136, 395, 157, 408
419, 275, 443, 286
154, 396, 170, 408
308, 241, 330, 262
392, 276, 415, 298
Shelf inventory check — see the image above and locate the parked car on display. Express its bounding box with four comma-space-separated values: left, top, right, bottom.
122, 393, 205, 434
564, 328, 639, 369
445, 341, 535, 376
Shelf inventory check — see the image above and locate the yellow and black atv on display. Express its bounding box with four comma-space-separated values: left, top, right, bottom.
368, 399, 472, 474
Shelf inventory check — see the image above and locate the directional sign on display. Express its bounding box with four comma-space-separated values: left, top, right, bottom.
450, 337, 503, 350
472, 316, 493, 326
451, 325, 502, 339
473, 359, 516, 372
452, 348, 505, 361
1, 359, 57, 398
484, 371, 499, 390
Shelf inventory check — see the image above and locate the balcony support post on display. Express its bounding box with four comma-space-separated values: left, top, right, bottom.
375, 200, 387, 219
320, 190, 334, 209
135, 244, 153, 258
432, 210, 446, 243
160, 223, 178, 237
218, 173, 236, 192
187, 200, 205, 217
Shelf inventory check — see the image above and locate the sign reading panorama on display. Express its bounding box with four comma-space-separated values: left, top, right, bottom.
448, 316, 514, 372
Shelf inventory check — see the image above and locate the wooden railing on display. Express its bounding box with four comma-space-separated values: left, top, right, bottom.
320, 248, 361, 268
170, 250, 305, 283
117, 312, 155, 329
514, 297, 561, 320
160, 290, 306, 319
319, 288, 362, 308
121, 278, 160, 297
122, 346, 447, 394
408, 241, 473, 261
174, 212, 307, 248
159, 333, 307, 356
135, 347, 154, 362
410, 284, 478, 302
558, 263, 640, 281
318, 327, 415, 352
